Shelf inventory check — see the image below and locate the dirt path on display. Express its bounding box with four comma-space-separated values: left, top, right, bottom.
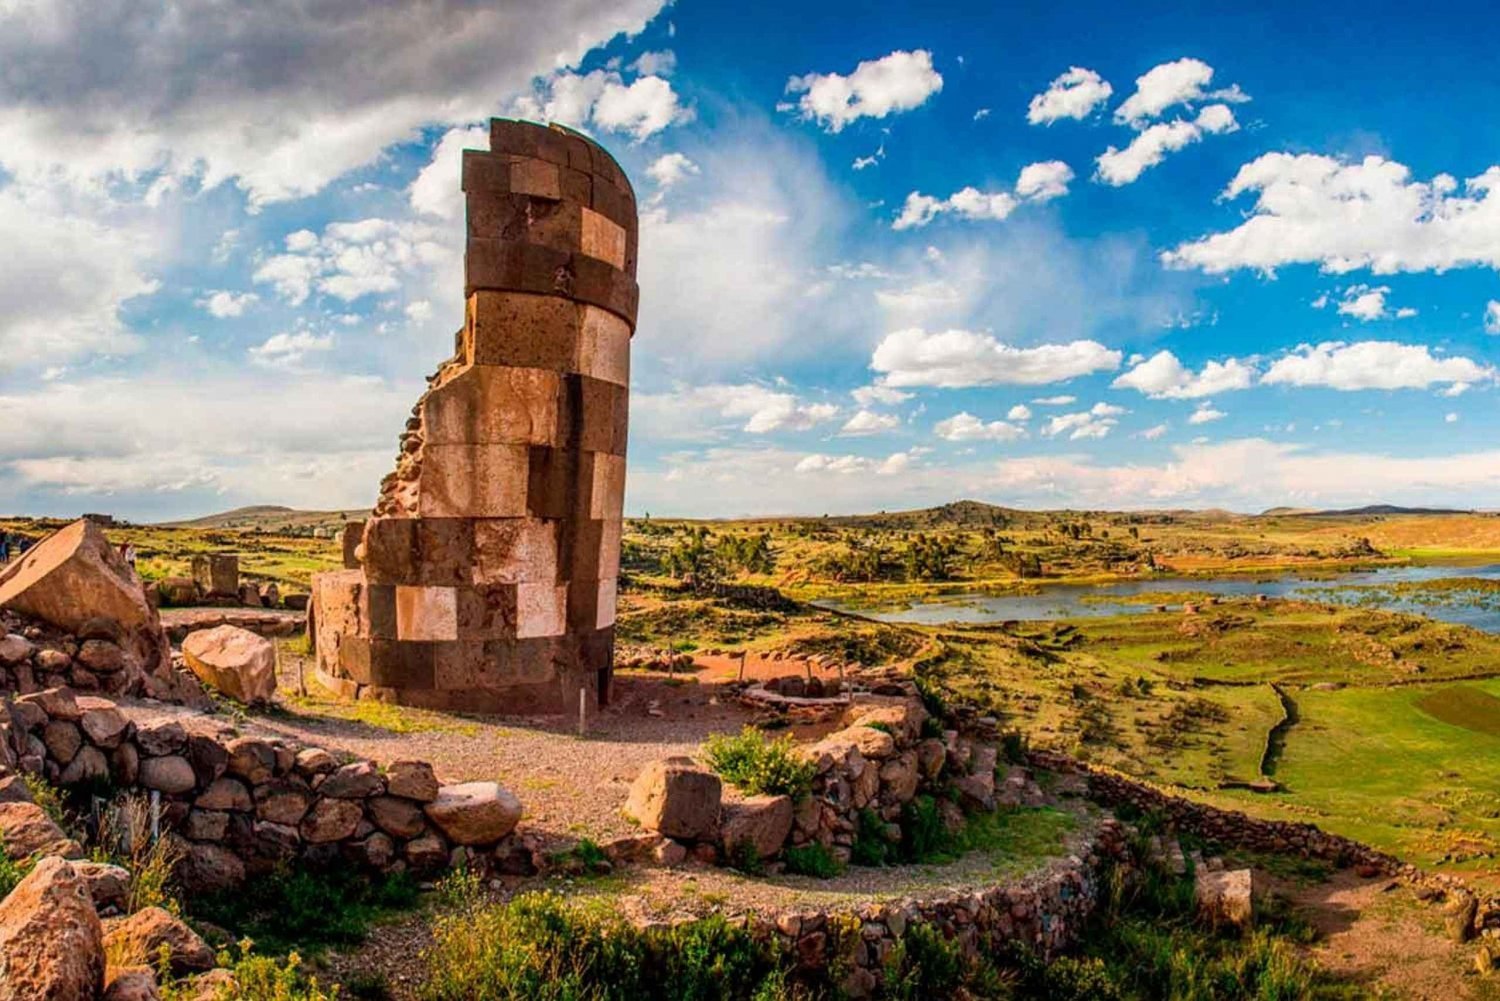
1279, 870, 1500, 1000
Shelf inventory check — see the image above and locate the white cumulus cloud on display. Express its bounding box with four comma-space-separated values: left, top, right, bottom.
839, 410, 901, 436
1164, 154, 1500, 275
1112, 350, 1255, 399
1027, 67, 1112, 125
894, 160, 1073, 229
1261, 341, 1493, 391
934, 412, 1026, 442
785, 49, 943, 133
1095, 104, 1237, 186
870, 328, 1122, 388
1114, 57, 1247, 126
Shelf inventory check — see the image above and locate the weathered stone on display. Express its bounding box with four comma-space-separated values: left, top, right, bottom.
191, 553, 238, 599
368, 795, 427, 839
1446, 894, 1479, 943
293, 747, 337, 776
0, 776, 32, 806
103, 907, 214, 975
79, 702, 130, 748
0, 801, 83, 860
176, 842, 245, 894
254, 778, 312, 826
19, 685, 81, 721
319, 760, 385, 798
60, 745, 110, 785
43, 719, 83, 764
624, 756, 721, 841
424, 781, 522, 845
72, 861, 131, 913
719, 794, 793, 860
0, 857, 104, 1001
386, 759, 440, 802
139, 755, 197, 795
78, 639, 129, 673
134, 721, 186, 757
404, 832, 449, 870
195, 777, 252, 813
102, 965, 161, 1001
0, 519, 169, 679
224, 737, 276, 784
0, 633, 34, 665
181, 625, 277, 704
878, 752, 920, 803
1195, 868, 1255, 930
300, 798, 365, 843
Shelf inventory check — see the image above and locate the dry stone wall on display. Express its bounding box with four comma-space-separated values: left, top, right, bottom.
1031, 750, 1500, 936
311, 117, 636, 714
1, 686, 531, 893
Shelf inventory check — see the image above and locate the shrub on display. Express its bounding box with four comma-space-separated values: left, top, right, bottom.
727, 837, 765, 877
999, 731, 1029, 765
703, 728, 816, 801
849, 808, 894, 868
22, 773, 65, 825
159, 941, 338, 1001
899, 795, 954, 864
420, 891, 791, 1001
0, 839, 30, 898
782, 842, 842, 880
191, 863, 419, 955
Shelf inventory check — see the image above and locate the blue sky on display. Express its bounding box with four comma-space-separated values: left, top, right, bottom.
0, 0, 1497, 520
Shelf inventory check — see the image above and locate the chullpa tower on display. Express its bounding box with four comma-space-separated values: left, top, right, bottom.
310, 118, 636, 712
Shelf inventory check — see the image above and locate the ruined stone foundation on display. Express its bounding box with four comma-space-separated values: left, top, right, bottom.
310, 118, 636, 712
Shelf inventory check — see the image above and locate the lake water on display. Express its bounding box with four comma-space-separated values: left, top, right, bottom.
817, 563, 1500, 634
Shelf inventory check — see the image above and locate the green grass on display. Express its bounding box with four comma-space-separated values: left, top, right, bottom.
1414, 683, 1500, 738
189, 863, 420, 955
1254, 679, 1500, 875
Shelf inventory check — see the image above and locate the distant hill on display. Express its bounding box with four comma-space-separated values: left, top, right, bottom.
160, 506, 369, 532
1261, 504, 1472, 518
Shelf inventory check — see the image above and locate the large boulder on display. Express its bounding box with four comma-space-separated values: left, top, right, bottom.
180, 625, 276, 704
719, 793, 793, 860
102, 907, 214, 975
424, 781, 522, 845
0, 519, 169, 682
1194, 868, 1255, 930
0, 856, 105, 1001
624, 757, 722, 841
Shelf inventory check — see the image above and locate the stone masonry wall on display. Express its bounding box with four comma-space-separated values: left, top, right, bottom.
2, 686, 531, 894
311, 117, 636, 714
1031, 749, 1500, 935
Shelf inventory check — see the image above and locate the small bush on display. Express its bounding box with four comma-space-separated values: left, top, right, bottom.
782, 842, 842, 879
191, 863, 419, 955
703, 728, 816, 801
999, 730, 1029, 765
900, 795, 954, 864
850, 808, 894, 867
22, 773, 65, 825
159, 941, 338, 1001
0, 838, 30, 898
728, 838, 765, 876
420, 891, 792, 1001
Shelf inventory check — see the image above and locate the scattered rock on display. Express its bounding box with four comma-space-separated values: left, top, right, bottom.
720, 794, 793, 860
386, 760, 440, 802
102, 965, 161, 1001
181, 625, 277, 704
0, 801, 83, 860
1194, 868, 1254, 930
103, 907, 214, 975
0, 857, 104, 1001
424, 782, 522, 845
624, 757, 722, 841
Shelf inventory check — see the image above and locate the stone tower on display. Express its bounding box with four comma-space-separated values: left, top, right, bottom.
309, 118, 636, 712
